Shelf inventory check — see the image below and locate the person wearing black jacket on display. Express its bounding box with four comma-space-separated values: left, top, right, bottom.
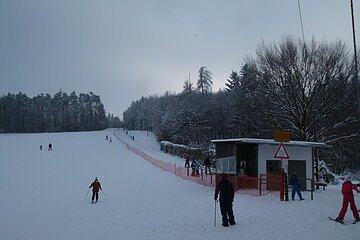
214, 173, 236, 227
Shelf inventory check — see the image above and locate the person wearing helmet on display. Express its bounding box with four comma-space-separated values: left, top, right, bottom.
335, 177, 360, 224
214, 173, 236, 227
89, 177, 102, 204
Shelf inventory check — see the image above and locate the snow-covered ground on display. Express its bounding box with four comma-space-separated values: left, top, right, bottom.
0, 129, 359, 240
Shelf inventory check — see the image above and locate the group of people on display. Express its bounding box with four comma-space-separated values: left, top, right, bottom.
186, 154, 360, 227
105, 135, 112, 143
87, 173, 359, 227
214, 171, 305, 228
124, 130, 135, 141
185, 156, 200, 176
290, 172, 359, 223
215, 171, 360, 227
184, 155, 213, 176
39, 143, 53, 151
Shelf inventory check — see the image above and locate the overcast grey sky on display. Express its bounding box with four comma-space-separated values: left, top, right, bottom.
0, 0, 359, 118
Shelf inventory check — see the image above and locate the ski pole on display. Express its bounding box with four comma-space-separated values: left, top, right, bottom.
101, 189, 106, 196
84, 188, 90, 202
214, 199, 217, 226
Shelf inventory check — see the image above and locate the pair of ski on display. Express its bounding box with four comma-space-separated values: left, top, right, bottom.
328, 216, 359, 225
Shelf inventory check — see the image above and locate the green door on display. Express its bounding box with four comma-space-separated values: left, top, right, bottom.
288, 160, 306, 191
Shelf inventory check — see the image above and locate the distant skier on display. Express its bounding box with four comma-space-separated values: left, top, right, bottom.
191, 159, 200, 176
39, 145, 42, 151
289, 172, 304, 201
89, 177, 102, 204
105, 135, 109, 140
204, 156, 211, 174
48, 143, 52, 151
334, 177, 360, 224
184, 155, 190, 168
214, 173, 236, 227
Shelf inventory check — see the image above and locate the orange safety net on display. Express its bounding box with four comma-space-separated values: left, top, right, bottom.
114, 133, 281, 198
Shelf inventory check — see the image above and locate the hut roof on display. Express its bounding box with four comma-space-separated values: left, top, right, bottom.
211, 138, 327, 148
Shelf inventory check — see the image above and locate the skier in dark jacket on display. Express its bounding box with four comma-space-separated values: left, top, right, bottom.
89, 177, 102, 204
214, 173, 236, 227
289, 172, 304, 201
204, 156, 211, 174
335, 178, 360, 224
184, 155, 190, 168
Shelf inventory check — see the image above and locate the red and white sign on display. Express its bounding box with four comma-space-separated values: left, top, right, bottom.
274, 143, 289, 159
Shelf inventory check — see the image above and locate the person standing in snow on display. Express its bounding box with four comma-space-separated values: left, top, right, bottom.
191, 159, 200, 176
48, 143, 52, 151
89, 177, 102, 204
289, 172, 304, 201
204, 156, 212, 174
335, 177, 360, 224
184, 155, 190, 168
214, 173, 236, 227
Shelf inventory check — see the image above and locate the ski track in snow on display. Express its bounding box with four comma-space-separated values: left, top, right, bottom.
0, 129, 359, 240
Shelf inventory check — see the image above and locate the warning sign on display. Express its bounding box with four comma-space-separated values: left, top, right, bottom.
273, 130, 290, 142
274, 143, 289, 159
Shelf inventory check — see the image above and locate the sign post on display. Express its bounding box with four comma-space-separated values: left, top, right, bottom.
274, 130, 290, 201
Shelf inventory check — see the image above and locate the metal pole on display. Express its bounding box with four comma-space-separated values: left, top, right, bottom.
311, 179, 314, 200
315, 148, 319, 189
84, 188, 90, 202
350, 0, 360, 122
214, 200, 217, 226
284, 173, 289, 201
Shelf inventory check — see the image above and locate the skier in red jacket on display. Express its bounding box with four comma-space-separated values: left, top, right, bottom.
89, 177, 102, 204
335, 178, 360, 223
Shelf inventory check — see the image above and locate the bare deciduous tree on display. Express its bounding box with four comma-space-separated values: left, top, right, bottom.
254, 37, 357, 142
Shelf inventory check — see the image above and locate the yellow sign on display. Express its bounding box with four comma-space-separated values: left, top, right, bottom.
273, 130, 290, 142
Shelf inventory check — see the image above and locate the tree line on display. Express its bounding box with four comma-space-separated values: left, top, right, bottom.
0, 91, 121, 133
123, 37, 360, 172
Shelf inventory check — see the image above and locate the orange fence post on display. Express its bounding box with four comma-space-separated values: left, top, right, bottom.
284, 172, 289, 201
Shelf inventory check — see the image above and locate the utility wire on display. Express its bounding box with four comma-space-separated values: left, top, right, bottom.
350, 0, 360, 123
297, 0, 306, 48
